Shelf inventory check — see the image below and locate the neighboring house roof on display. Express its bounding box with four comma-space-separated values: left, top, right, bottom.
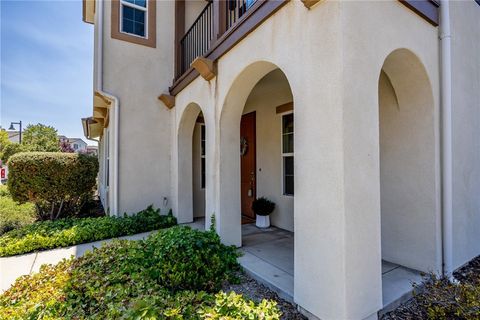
58, 136, 87, 146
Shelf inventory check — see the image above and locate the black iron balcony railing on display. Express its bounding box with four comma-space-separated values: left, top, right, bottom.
176, 0, 258, 81
226, 0, 256, 30
178, 1, 214, 80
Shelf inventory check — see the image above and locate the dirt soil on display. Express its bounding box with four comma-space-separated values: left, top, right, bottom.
223, 272, 307, 320
381, 255, 480, 320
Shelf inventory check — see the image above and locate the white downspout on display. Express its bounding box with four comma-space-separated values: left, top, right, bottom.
440, 0, 453, 277
96, 0, 120, 216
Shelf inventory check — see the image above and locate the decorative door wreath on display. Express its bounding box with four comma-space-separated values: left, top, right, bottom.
240, 137, 248, 156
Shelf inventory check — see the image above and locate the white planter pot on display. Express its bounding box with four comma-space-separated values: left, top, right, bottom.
256, 215, 270, 228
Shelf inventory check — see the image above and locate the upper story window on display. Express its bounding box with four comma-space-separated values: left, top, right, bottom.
111, 0, 156, 48
120, 0, 147, 38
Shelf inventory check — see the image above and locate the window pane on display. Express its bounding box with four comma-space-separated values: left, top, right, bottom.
284, 156, 294, 195
246, 0, 256, 9
282, 113, 294, 153
134, 22, 145, 37
282, 133, 294, 154
122, 19, 134, 34
284, 176, 294, 195
122, 5, 145, 37
201, 158, 206, 189
284, 156, 294, 175
134, 8, 145, 23
123, 5, 134, 20
124, 0, 146, 8
282, 113, 294, 134
201, 125, 205, 156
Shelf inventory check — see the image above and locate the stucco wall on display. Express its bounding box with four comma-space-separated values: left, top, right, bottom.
341, 1, 441, 316
185, 0, 208, 31
102, 0, 175, 214
171, 1, 443, 318
242, 70, 294, 231
379, 68, 437, 273
450, 1, 480, 269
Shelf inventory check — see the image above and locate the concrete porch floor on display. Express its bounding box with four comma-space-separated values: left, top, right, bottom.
238, 223, 423, 311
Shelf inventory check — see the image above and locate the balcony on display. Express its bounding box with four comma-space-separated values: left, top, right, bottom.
170, 0, 439, 95
171, 0, 288, 95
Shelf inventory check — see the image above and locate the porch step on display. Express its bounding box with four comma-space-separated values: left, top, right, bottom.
238, 250, 294, 303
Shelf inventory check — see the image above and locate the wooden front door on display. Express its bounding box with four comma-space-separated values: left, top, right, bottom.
240, 112, 256, 220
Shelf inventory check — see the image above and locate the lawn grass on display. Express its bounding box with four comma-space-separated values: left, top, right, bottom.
0, 185, 35, 235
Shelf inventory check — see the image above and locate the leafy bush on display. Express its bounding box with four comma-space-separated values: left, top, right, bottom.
412, 275, 480, 320
0, 194, 35, 235
144, 226, 240, 292
8, 152, 98, 220
0, 226, 277, 319
0, 143, 26, 164
0, 185, 10, 197
0, 205, 176, 257
199, 291, 280, 319
252, 197, 276, 216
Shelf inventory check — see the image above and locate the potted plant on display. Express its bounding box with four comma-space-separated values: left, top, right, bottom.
251, 197, 275, 228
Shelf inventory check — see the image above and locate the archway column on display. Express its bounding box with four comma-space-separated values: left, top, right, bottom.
175, 103, 203, 224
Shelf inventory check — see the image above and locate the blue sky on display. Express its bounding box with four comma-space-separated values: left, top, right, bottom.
1, 0, 94, 143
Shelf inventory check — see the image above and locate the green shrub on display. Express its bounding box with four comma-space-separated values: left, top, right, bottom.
0, 185, 10, 197
8, 152, 98, 220
0, 195, 35, 235
252, 197, 276, 216
144, 226, 240, 292
413, 275, 480, 320
0, 206, 176, 257
0, 259, 72, 320
0, 143, 26, 164
0, 227, 276, 320
199, 291, 280, 319
126, 291, 281, 320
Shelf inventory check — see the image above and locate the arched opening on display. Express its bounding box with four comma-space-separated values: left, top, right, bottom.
218, 62, 295, 298
177, 103, 206, 224
378, 49, 438, 307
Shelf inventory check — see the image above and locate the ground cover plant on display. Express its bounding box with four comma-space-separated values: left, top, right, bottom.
0, 205, 176, 257
0, 185, 35, 235
0, 226, 281, 319
382, 256, 480, 320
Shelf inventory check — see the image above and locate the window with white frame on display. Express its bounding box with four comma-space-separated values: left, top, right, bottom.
282, 113, 294, 196
200, 124, 206, 189
120, 0, 147, 38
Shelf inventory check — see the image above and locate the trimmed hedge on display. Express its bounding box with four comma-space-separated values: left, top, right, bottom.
0, 206, 176, 257
8, 152, 98, 220
0, 226, 279, 319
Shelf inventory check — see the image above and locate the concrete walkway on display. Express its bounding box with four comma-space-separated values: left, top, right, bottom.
238, 223, 423, 312
0, 220, 207, 293
239, 224, 295, 302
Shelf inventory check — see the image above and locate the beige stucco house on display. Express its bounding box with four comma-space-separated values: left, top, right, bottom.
81, 0, 480, 319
